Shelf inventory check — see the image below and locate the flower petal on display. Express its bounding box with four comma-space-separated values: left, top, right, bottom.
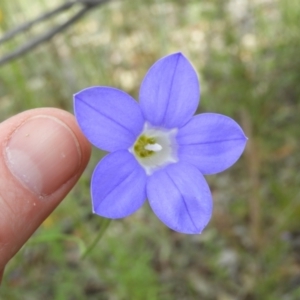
74, 87, 144, 152
177, 113, 247, 175
139, 53, 200, 128
147, 162, 213, 234
91, 151, 147, 218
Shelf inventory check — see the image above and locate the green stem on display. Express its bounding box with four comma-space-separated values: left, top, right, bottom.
81, 218, 111, 259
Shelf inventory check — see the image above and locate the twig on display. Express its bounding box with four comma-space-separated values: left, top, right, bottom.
240, 108, 262, 250
0, 1, 76, 44
0, 0, 109, 44
0, 0, 110, 67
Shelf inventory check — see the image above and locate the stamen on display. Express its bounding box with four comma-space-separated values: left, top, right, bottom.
145, 143, 162, 152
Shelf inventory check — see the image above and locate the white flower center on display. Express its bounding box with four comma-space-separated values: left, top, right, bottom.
129, 123, 178, 175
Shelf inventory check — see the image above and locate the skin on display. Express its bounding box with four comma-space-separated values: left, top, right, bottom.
0, 108, 91, 284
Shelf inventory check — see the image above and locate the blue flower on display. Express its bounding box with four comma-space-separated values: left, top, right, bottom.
74, 53, 247, 234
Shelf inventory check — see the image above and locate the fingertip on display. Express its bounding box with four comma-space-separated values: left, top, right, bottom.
4, 108, 91, 196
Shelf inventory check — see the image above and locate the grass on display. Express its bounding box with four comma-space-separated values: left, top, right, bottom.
1, 0, 300, 299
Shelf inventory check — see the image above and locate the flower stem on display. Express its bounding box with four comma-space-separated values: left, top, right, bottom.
81, 218, 111, 259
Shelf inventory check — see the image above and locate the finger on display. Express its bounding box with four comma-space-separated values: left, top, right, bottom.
0, 268, 3, 283
0, 108, 91, 275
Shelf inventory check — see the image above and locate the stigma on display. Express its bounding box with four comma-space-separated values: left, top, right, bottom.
144, 143, 162, 152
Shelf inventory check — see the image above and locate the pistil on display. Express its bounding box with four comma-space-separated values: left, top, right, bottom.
145, 143, 162, 152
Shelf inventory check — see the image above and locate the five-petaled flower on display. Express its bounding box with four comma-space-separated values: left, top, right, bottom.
74, 53, 247, 234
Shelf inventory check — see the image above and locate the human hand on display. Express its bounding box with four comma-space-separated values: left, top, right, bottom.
0, 108, 91, 284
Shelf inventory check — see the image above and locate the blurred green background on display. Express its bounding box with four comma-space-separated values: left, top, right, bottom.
1, 0, 300, 299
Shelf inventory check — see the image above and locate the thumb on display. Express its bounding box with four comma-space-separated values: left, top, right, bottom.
0, 108, 91, 281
